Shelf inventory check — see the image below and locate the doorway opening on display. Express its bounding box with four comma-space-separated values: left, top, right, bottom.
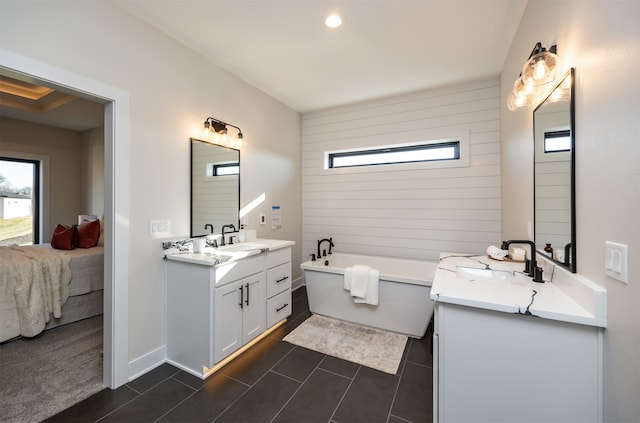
1, 51, 130, 390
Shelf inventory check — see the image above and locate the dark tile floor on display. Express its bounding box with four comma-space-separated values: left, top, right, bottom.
46, 287, 433, 423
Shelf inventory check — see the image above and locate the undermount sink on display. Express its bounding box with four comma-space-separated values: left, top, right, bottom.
216, 243, 265, 252
456, 265, 527, 284
210, 243, 267, 258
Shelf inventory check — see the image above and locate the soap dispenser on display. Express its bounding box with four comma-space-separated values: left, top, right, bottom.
238, 224, 246, 243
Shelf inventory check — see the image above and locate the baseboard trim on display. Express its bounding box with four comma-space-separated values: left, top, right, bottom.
128, 345, 166, 382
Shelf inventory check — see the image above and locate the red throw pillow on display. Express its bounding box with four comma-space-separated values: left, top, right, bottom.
51, 224, 77, 250
77, 218, 101, 248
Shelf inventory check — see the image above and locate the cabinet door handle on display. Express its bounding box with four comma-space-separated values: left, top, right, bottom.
245, 282, 250, 306
239, 285, 244, 309
276, 276, 289, 283
276, 303, 289, 312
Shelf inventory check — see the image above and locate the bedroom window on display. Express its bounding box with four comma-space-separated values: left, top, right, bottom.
327, 141, 460, 169
0, 157, 40, 245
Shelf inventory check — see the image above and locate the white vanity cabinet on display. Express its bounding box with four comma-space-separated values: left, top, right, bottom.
431, 254, 606, 423
213, 271, 265, 362
165, 254, 264, 377
433, 302, 603, 423
165, 240, 294, 379
266, 248, 292, 328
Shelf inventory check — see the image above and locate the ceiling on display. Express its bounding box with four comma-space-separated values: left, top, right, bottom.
0, 72, 105, 132
0, 1, 527, 131
114, 0, 527, 113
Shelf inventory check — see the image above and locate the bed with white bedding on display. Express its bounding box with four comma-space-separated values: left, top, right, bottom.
0, 244, 104, 343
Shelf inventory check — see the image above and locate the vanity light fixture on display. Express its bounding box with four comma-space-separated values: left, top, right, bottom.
203, 116, 244, 147
508, 42, 558, 111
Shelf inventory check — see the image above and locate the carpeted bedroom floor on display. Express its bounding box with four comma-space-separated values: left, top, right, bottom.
0, 315, 104, 423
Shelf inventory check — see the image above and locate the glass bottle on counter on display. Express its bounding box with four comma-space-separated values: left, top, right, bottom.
544, 243, 554, 258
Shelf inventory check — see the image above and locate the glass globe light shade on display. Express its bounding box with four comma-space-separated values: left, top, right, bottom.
522, 48, 557, 85
507, 89, 533, 111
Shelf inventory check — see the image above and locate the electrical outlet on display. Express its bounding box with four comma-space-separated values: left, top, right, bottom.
605, 241, 628, 284
260, 214, 266, 225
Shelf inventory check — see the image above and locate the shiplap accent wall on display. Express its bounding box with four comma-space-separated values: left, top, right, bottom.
301, 77, 502, 263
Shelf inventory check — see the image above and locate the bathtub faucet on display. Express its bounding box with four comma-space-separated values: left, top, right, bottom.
317, 238, 334, 258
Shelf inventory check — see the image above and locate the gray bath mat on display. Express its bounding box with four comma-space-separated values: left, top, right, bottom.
283, 314, 407, 374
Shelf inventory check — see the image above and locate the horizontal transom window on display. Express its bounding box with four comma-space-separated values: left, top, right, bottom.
328, 141, 460, 169
544, 130, 571, 153
206, 162, 239, 176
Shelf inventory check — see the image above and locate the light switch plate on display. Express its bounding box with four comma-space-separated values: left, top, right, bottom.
149, 219, 171, 236
605, 241, 628, 284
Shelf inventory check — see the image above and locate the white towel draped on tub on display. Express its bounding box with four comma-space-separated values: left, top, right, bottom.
344, 264, 380, 305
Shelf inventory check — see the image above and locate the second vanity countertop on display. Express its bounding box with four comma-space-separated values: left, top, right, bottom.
430, 253, 607, 328
164, 238, 295, 267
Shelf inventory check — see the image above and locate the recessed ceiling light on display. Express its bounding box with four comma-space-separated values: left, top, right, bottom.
324, 13, 343, 29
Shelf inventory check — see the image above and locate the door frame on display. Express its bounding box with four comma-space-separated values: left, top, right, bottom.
1, 48, 130, 388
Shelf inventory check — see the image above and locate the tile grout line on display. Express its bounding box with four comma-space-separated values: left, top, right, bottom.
211, 340, 299, 422
387, 337, 412, 423
95, 369, 182, 422
151, 376, 200, 423
269, 352, 328, 422
328, 364, 363, 423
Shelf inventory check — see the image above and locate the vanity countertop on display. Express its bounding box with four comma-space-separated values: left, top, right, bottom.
165, 239, 295, 267
430, 253, 607, 328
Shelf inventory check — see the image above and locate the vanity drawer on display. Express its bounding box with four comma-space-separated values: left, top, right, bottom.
267, 248, 291, 269
267, 262, 291, 298
213, 255, 264, 287
267, 289, 291, 328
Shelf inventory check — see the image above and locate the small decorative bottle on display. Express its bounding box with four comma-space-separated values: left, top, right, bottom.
544, 243, 554, 258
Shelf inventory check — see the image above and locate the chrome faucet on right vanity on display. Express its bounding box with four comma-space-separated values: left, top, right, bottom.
501, 240, 544, 282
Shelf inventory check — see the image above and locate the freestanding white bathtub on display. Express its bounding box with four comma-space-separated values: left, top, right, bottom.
301, 252, 437, 338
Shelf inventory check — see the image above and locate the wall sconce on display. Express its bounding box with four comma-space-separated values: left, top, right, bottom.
203, 116, 245, 147
508, 42, 558, 111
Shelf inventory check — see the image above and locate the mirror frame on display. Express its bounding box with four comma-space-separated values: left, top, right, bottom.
190, 138, 240, 237
533, 68, 576, 272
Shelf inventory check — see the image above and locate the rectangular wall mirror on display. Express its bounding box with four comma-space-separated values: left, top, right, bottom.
190, 138, 240, 237
534, 68, 576, 272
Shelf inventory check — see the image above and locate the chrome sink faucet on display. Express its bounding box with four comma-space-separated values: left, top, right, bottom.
501, 240, 543, 282
221, 224, 237, 246
317, 237, 334, 258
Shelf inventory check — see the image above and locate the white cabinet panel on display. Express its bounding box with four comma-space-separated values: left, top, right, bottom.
267, 289, 292, 328
434, 302, 603, 422
241, 273, 266, 344
266, 262, 292, 298
166, 245, 292, 379
213, 280, 245, 363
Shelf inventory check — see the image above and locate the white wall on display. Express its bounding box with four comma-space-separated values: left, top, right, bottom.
81, 127, 105, 218
0, 1, 301, 369
0, 117, 83, 240
500, 1, 640, 420
302, 78, 502, 262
